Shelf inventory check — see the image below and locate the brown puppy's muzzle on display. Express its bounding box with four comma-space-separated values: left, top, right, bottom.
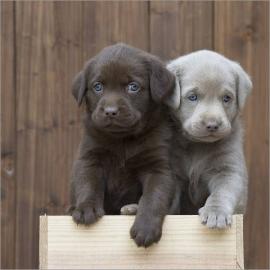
92, 95, 141, 133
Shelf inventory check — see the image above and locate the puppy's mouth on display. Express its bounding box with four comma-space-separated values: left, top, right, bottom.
188, 135, 222, 143
104, 122, 139, 133
92, 112, 142, 135
183, 130, 230, 143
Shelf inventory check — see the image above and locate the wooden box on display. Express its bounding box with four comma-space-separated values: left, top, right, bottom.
39, 215, 244, 269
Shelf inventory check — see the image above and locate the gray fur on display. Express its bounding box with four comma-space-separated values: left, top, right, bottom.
167, 50, 252, 228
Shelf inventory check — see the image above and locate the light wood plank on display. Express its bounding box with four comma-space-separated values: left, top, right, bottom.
39, 216, 48, 269
40, 215, 243, 269
236, 215, 244, 269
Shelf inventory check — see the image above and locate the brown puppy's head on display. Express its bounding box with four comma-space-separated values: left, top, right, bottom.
72, 43, 175, 136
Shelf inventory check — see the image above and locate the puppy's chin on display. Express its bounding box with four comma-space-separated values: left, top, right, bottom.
183, 129, 231, 143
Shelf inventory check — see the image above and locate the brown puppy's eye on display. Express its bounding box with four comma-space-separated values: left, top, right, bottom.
93, 82, 103, 93
127, 82, 140, 93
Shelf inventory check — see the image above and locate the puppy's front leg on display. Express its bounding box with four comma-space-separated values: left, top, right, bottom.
70, 158, 105, 225
130, 172, 173, 247
199, 172, 246, 229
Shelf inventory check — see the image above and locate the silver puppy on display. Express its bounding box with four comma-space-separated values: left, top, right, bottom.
167, 50, 252, 228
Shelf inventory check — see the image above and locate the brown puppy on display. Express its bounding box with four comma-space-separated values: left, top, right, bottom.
69, 43, 178, 247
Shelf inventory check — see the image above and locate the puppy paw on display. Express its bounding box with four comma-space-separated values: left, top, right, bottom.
199, 206, 232, 229
120, 204, 138, 215
70, 203, 104, 225
130, 218, 162, 247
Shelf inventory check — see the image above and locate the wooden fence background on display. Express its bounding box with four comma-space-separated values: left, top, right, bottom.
1, 1, 269, 269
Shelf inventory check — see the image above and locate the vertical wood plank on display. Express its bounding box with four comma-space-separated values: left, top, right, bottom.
1, 2, 16, 268
150, 1, 214, 60
80, 1, 149, 60
15, 2, 84, 268
214, 2, 269, 269
14, 2, 149, 268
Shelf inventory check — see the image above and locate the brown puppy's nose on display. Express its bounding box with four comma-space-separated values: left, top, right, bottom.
104, 106, 119, 117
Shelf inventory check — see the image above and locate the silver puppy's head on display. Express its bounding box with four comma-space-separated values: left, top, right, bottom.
167, 50, 252, 142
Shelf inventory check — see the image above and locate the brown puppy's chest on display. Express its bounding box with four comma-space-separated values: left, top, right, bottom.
96, 132, 169, 214
98, 141, 145, 214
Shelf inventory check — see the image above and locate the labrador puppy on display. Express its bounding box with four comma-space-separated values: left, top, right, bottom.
69, 43, 179, 247
167, 50, 252, 228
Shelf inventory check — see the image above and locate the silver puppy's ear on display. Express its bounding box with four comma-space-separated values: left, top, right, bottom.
231, 62, 252, 110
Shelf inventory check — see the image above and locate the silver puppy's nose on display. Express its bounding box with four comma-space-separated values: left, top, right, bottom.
205, 120, 221, 132
104, 106, 119, 117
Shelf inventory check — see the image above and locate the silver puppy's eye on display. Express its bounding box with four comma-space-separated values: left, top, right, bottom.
188, 94, 198, 101
127, 82, 140, 93
223, 95, 232, 103
93, 82, 103, 92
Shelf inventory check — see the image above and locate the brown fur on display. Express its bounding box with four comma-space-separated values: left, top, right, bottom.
69, 43, 179, 247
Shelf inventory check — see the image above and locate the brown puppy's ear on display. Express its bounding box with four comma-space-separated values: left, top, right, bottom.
165, 60, 184, 110
164, 76, 181, 110
148, 57, 176, 105
231, 61, 252, 110
72, 70, 87, 106
72, 59, 95, 106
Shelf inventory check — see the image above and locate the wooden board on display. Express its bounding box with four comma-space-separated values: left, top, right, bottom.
150, 1, 214, 59
39, 215, 244, 269
14, 2, 83, 267
1, 2, 17, 269
214, 2, 269, 268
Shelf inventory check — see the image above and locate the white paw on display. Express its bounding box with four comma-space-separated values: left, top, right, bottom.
120, 204, 138, 215
199, 206, 232, 229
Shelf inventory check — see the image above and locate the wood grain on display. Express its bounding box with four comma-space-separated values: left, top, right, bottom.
14, 2, 149, 268
1, 2, 268, 269
150, 1, 213, 60
81, 1, 149, 59
40, 215, 243, 269
236, 215, 244, 269
214, 2, 269, 269
1, 2, 16, 269
39, 215, 48, 269
14, 2, 84, 268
